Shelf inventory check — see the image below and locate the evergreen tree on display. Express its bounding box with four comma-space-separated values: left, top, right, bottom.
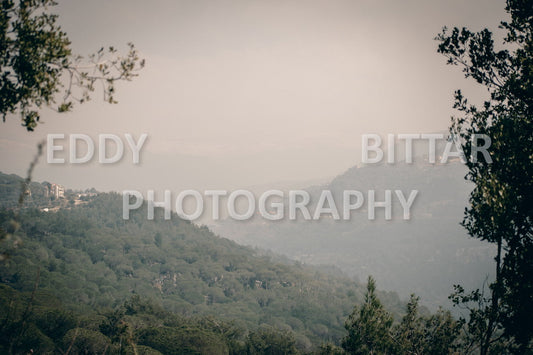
342, 276, 393, 355
393, 295, 460, 355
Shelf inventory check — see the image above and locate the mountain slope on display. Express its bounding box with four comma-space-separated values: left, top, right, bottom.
0, 178, 406, 350
213, 162, 495, 310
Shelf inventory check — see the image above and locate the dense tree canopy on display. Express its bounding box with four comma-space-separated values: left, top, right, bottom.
0, 177, 406, 352
342, 278, 459, 355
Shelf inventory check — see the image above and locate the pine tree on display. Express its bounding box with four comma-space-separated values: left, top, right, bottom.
342, 276, 393, 355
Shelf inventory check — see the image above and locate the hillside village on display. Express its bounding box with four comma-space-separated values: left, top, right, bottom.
0, 172, 98, 211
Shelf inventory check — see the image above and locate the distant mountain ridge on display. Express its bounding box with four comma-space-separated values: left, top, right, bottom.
213, 161, 495, 310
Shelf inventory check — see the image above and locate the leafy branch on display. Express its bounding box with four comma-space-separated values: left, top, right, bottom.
0, 0, 145, 130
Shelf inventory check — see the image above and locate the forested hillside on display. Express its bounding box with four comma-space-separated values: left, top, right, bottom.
0, 172, 52, 208
0, 175, 406, 353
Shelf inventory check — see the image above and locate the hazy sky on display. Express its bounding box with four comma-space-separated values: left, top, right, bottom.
0, 0, 507, 191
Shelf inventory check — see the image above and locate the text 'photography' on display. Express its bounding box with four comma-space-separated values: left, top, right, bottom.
0, 1, 531, 354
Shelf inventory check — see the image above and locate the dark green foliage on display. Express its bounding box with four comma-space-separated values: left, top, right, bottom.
314, 343, 345, 355
392, 294, 425, 354
437, 0, 533, 353
0, 185, 408, 351
421, 308, 461, 354
392, 294, 460, 354
0, 0, 144, 130
34, 308, 77, 343
62, 328, 112, 355
246, 326, 299, 355
0, 285, 251, 354
342, 276, 393, 354
1, 176, 469, 354
342, 282, 460, 355
138, 326, 228, 355
0, 284, 63, 354
0, 172, 51, 208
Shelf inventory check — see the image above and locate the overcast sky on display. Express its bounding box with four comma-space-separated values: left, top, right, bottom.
0, 0, 507, 192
